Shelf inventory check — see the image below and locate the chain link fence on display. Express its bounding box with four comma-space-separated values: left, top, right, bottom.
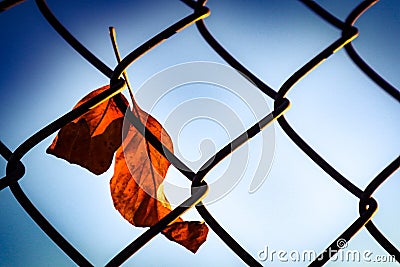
0, 0, 399, 266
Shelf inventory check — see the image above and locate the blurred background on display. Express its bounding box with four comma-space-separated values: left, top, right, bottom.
0, 0, 399, 266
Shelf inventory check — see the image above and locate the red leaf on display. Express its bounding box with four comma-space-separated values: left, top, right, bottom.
162, 221, 209, 253
110, 105, 208, 253
47, 85, 128, 175
47, 84, 208, 252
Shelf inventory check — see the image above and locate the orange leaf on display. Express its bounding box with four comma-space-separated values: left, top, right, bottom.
47, 85, 128, 175
47, 84, 208, 252
110, 105, 208, 253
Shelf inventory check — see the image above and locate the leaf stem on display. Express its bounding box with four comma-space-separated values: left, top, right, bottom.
109, 26, 159, 202
109, 26, 136, 106
0, 0, 26, 12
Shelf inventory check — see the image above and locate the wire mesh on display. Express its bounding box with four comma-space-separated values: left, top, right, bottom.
0, 0, 399, 266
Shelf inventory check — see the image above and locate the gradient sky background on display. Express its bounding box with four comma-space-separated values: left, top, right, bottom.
0, 0, 399, 266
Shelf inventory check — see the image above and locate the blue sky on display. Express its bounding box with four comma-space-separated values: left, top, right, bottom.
0, 0, 399, 266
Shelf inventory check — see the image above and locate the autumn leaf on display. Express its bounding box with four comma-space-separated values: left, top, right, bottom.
111, 105, 208, 253
47, 85, 128, 175
47, 85, 208, 252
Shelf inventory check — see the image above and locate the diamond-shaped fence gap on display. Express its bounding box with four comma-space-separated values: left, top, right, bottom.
343, 1, 400, 87
283, 52, 399, 190
370, 171, 400, 245
203, 0, 341, 91
21, 144, 131, 266
339, 226, 398, 267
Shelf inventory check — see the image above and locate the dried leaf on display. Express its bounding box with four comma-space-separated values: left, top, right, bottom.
110, 106, 208, 253
47, 85, 128, 175
162, 221, 209, 253
47, 84, 208, 252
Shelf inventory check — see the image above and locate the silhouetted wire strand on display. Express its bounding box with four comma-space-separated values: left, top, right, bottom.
3, 82, 126, 266
365, 222, 400, 263
0, 142, 93, 266
360, 156, 400, 263
345, 44, 400, 102
363, 156, 400, 198
117, 97, 195, 178
10, 184, 94, 266
278, 116, 364, 198
0, 141, 25, 189
275, 26, 358, 100
35, 0, 113, 77
110, 7, 210, 85
273, 26, 363, 198
191, 99, 289, 267
274, 0, 381, 200
108, 4, 211, 179
112, 82, 289, 267
180, 0, 277, 100
345, 0, 378, 26
298, 0, 346, 29
295, 0, 400, 260
194, 99, 289, 184
344, 0, 400, 102
309, 198, 378, 267
300, 0, 399, 102
3, 81, 125, 187
106, 3, 211, 177
195, 20, 277, 100
105, 185, 209, 267
0, 140, 12, 159
180, 0, 197, 10
0, 80, 125, 192
111, 4, 290, 265
196, 205, 262, 267
177, 6, 289, 266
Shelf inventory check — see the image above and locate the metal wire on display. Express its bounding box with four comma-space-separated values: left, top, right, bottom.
0, 0, 398, 266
